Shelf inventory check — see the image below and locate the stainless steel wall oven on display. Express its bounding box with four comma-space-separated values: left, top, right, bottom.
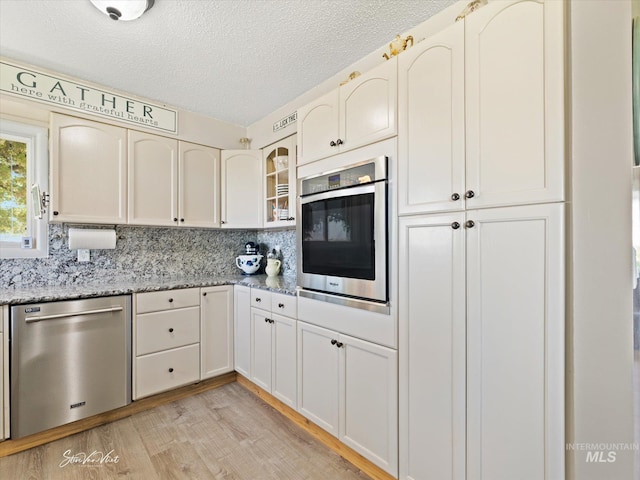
297, 156, 389, 313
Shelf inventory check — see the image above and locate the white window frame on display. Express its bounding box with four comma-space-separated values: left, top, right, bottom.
0, 118, 49, 259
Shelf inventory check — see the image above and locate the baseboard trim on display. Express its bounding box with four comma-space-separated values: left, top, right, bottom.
0, 372, 237, 458
236, 374, 397, 480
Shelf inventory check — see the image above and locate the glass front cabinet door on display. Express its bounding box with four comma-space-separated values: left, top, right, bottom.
263, 134, 297, 227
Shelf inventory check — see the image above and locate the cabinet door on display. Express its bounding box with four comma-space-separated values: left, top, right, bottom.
465, 0, 564, 208
271, 313, 297, 409
234, 286, 251, 378
340, 333, 398, 476
263, 134, 297, 227
398, 22, 465, 215
50, 114, 127, 223
251, 308, 272, 392
200, 286, 233, 380
398, 213, 466, 480
179, 142, 220, 228
0, 330, 3, 440
128, 131, 178, 226
220, 150, 262, 228
297, 89, 339, 165
339, 57, 397, 154
466, 203, 564, 480
297, 321, 340, 436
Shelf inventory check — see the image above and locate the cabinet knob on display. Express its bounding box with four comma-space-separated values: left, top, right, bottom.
451, 193, 460, 201
465, 190, 475, 199
53, 211, 59, 216
202, 292, 207, 296
465, 220, 475, 229
255, 297, 261, 302
329, 140, 337, 147
287, 216, 295, 221
336, 342, 344, 348
173, 217, 178, 222
330, 339, 337, 345
264, 317, 269, 323
180, 218, 185, 222
169, 328, 174, 333
168, 298, 174, 303
278, 303, 284, 308
451, 222, 461, 230
168, 368, 174, 373
270, 319, 275, 324
336, 139, 344, 146
221, 220, 226, 224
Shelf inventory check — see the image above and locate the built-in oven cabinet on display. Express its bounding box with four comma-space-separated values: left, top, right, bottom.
250, 290, 297, 409
133, 288, 201, 399
297, 58, 397, 165
50, 113, 128, 224
200, 286, 234, 380
263, 134, 297, 227
297, 320, 398, 476
398, 0, 564, 215
1, 305, 7, 440
221, 150, 263, 228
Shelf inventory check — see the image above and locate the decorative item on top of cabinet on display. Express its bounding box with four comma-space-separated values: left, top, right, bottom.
297, 58, 397, 165
220, 150, 262, 228
200, 286, 234, 379
263, 134, 297, 227
297, 320, 398, 476
50, 113, 127, 224
398, 0, 564, 215
398, 203, 565, 480
382, 34, 414, 60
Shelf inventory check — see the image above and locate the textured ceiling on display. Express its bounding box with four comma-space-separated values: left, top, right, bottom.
0, 0, 457, 127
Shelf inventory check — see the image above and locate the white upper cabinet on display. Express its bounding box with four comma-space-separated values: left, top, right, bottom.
220, 150, 263, 228
263, 134, 297, 227
128, 130, 179, 226
464, 0, 564, 209
50, 113, 127, 224
179, 142, 220, 228
398, 21, 465, 215
298, 58, 397, 165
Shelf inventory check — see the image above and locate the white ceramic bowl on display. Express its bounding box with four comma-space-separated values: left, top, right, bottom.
236, 254, 263, 275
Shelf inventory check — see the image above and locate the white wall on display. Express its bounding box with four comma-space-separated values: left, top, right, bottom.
568, 2, 635, 479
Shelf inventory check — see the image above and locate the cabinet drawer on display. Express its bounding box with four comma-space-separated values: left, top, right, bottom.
271, 293, 296, 318
136, 288, 199, 314
135, 344, 200, 399
251, 289, 272, 310
136, 307, 200, 355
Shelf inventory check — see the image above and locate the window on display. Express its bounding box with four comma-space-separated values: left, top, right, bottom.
0, 118, 48, 258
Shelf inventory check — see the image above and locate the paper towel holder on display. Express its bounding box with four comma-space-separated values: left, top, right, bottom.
67, 226, 117, 250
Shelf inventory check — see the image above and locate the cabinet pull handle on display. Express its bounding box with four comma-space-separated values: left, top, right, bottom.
451, 222, 461, 230
169, 327, 174, 333
336, 139, 344, 146
465, 190, 475, 199
451, 193, 460, 201
465, 220, 475, 229
329, 140, 337, 147
168, 298, 174, 303
278, 303, 284, 308
330, 339, 337, 345
168, 368, 174, 373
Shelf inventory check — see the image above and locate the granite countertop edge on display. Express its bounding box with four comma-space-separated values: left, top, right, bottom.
1, 275, 298, 306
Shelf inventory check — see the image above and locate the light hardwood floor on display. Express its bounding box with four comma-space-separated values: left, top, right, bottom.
0, 382, 371, 480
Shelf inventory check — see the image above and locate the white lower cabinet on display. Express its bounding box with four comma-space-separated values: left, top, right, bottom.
399, 203, 564, 480
234, 285, 252, 378
200, 286, 234, 379
0, 306, 6, 440
297, 321, 398, 476
250, 291, 297, 409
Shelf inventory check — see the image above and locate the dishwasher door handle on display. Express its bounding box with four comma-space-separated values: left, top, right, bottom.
25, 306, 124, 323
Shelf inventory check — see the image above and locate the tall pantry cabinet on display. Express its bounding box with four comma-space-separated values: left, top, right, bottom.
398, 1, 565, 479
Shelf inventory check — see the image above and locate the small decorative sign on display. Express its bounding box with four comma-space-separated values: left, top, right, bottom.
273, 111, 297, 132
0, 61, 178, 134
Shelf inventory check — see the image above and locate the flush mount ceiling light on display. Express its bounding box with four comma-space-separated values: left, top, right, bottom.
89, 0, 154, 21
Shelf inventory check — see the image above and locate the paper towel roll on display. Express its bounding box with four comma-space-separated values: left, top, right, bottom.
68, 228, 116, 250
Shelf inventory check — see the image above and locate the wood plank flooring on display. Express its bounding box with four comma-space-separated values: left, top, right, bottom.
0, 382, 372, 480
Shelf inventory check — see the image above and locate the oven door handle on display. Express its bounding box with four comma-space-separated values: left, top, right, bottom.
300, 183, 377, 204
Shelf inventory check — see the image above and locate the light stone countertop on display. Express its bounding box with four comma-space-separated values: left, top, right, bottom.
1, 274, 298, 305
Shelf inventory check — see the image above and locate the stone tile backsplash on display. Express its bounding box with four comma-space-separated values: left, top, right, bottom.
1, 224, 297, 289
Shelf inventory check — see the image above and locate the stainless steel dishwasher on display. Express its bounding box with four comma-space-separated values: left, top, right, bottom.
10, 295, 132, 438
